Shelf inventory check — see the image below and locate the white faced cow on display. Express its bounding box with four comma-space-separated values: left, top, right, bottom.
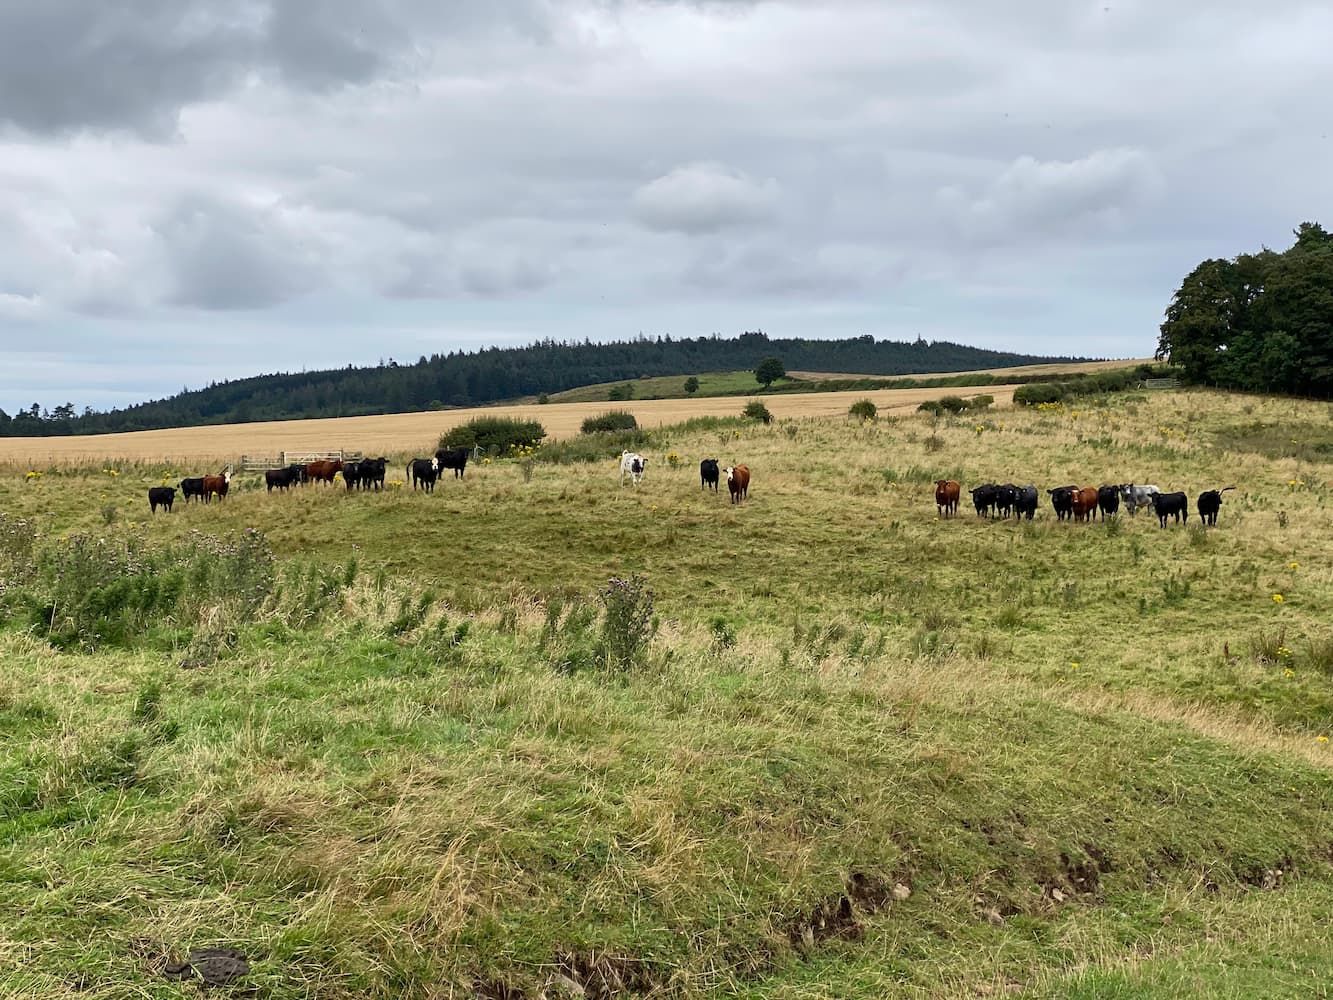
619, 451, 646, 487
1119, 483, 1161, 516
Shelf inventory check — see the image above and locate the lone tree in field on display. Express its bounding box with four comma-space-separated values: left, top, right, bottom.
683, 376, 700, 395
754, 356, 786, 388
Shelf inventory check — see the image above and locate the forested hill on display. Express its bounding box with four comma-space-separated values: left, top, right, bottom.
1, 332, 1080, 436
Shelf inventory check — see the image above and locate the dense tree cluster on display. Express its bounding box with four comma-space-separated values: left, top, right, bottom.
0, 331, 1076, 437
1156, 222, 1333, 397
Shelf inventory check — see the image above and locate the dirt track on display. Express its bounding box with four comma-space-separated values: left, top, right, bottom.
0, 385, 1018, 465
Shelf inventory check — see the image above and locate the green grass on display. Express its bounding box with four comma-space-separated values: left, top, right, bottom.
1, 389, 1332, 998
546, 370, 797, 403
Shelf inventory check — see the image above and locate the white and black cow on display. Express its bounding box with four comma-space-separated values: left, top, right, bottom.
620, 451, 646, 486
1119, 483, 1160, 516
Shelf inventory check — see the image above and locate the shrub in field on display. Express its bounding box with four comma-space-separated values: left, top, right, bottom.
965, 394, 994, 411
683, 376, 699, 395
600, 575, 657, 671
441, 417, 546, 455
1014, 383, 1066, 406
535, 429, 654, 464
608, 383, 636, 401
581, 410, 638, 434
849, 399, 878, 422
754, 356, 786, 388
7, 529, 275, 650
743, 400, 773, 425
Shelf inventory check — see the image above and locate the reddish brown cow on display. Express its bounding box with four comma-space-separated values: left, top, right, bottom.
1071, 486, 1099, 523
201, 470, 231, 504
725, 464, 750, 504
934, 479, 960, 518
305, 459, 343, 485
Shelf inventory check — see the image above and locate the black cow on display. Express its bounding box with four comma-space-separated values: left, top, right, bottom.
287, 463, 309, 486
970, 484, 998, 517
1047, 485, 1076, 521
1152, 490, 1189, 528
265, 467, 297, 492
1014, 485, 1038, 520
360, 457, 388, 491
1197, 486, 1235, 526
994, 483, 1017, 519
435, 447, 469, 479
700, 458, 720, 492
180, 477, 206, 504
408, 457, 440, 492
148, 486, 176, 513
1097, 484, 1120, 520
343, 462, 363, 491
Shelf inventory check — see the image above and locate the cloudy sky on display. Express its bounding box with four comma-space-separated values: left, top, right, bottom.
1, 1, 1330, 413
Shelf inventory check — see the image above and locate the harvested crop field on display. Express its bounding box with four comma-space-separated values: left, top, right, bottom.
0, 384, 1016, 465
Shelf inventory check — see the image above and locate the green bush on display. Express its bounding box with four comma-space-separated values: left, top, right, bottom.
5, 529, 275, 650
608, 383, 636, 401
581, 410, 639, 434
1014, 383, 1066, 406
743, 400, 774, 425
849, 399, 878, 422
964, 394, 994, 411
441, 417, 546, 454
535, 430, 654, 465
683, 376, 700, 395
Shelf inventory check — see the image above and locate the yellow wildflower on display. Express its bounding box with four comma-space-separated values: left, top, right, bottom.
1272, 594, 1285, 604
1318, 735, 1329, 744
1288, 561, 1299, 570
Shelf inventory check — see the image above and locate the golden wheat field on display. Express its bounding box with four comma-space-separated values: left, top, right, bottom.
0, 384, 1021, 465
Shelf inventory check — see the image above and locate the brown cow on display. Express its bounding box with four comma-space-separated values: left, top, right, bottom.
305, 459, 343, 485
724, 464, 750, 504
1071, 486, 1099, 523
934, 479, 960, 518
201, 470, 231, 504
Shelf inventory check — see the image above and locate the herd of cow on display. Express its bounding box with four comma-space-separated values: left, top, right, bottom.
145, 447, 473, 512
934, 480, 1237, 528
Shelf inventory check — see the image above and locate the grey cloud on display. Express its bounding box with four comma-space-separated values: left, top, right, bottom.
633, 163, 780, 234
154, 196, 323, 309
939, 149, 1163, 245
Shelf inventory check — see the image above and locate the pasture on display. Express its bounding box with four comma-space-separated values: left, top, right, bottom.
1, 389, 1332, 998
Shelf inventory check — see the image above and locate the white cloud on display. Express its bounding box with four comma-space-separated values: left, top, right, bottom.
633, 163, 780, 234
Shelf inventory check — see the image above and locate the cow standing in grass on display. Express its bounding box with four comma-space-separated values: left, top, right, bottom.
1119, 483, 1160, 516
1152, 491, 1189, 528
1197, 486, 1235, 526
935, 479, 960, 518
725, 464, 750, 504
1097, 485, 1121, 520
1014, 485, 1038, 520
436, 447, 469, 479
201, 471, 231, 504
1047, 486, 1076, 521
970, 484, 998, 517
620, 451, 646, 487
1071, 486, 1099, 523
180, 477, 206, 504
408, 457, 440, 492
148, 486, 176, 513
701, 458, 720, 493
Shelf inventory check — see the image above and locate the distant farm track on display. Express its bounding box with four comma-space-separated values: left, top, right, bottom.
0, 384, 1021, 464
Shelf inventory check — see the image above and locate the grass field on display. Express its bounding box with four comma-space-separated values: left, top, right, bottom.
2, 388, 1332, 998
547, 359, 1154, 405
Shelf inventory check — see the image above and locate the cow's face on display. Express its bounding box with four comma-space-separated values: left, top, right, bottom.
724, 467, 735, 482
430, 457, 439, 472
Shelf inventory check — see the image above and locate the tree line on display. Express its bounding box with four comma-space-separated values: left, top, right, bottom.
1157, 222, 1332, 397
0, 332, 1076, 437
